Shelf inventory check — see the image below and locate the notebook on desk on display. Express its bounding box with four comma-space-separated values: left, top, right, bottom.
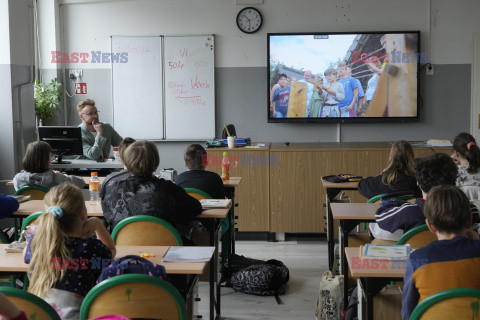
200, 199, 232, 208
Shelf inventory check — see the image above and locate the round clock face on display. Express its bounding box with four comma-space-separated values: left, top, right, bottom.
236, 7, 263, 34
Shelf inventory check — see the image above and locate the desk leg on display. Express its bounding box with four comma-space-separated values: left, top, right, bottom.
360, 277, 391, 320
326, 188, 341, 271
206, 219, 221, 320
340, 219, 349, 310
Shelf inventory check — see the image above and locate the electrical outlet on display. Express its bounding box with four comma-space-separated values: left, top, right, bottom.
69, 70, 83, 79
426, 64, 434, 76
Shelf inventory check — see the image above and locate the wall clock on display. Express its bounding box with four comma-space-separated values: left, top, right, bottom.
236, 7, 263, 34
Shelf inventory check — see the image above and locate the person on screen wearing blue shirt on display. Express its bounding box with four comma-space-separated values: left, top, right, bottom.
77, 99, 123, 161
271, 74, 291, 118
346, 67, 365, 116
337, 63, 359, 118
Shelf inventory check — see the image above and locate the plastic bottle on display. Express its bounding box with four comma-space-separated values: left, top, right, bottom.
89, 172, 100, 202
221, 151, 230, 181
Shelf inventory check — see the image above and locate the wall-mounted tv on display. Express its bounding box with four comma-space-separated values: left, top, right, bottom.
267, 31, 421, 123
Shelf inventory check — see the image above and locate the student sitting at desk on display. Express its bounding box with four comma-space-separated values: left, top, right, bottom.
101, 140, 202, 235
358, 140, 421, 199
77, 99, 123, 161
24, 183, 115, 319
371, 153, 479, 242
99, 137, 135, 200
402, 185, 480, 320
452, 132, 480, 187
13, 141, 85, 191
176, 144, 225, 199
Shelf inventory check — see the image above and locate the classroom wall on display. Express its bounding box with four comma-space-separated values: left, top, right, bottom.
31, 0, 480, 171
0, 0, 35, 192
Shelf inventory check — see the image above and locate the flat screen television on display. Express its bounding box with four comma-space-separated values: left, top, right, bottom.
267, 31, 421, 123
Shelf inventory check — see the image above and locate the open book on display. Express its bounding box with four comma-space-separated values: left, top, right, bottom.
162, 247, 215, 262
200, 199, 232, 208
360, 244, 411, 260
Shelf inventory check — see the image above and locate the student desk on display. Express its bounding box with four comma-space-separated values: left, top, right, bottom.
331, 203, 379, 309
12, 200, 229, 320
13, 200, 230, 219
50, 159, 124, 170
345, 247, 404, 320
0, 245, 209, 274
321, 179, 359, 271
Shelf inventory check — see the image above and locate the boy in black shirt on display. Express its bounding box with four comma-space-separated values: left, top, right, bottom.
176, 144, 225, 199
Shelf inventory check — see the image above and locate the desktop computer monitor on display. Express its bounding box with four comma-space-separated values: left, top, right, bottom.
38, 126, 83, 164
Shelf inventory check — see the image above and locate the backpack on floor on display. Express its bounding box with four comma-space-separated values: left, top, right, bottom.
96, 255, 168, 284
228, 257, 289, 300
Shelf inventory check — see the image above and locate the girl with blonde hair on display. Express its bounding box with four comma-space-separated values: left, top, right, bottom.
358, 140, 421, 199
24, 183, 115, 319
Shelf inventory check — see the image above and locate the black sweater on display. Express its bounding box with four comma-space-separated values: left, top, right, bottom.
357, 171, 422, 200
101, 175, 202, 232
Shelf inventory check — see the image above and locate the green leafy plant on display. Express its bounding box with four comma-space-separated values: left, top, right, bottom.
34, 78, 62, 125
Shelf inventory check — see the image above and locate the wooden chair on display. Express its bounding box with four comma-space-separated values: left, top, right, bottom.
396, 224, 437, 249
184, 187, 212, 200
409, 288, 480, 320
0, 287, 61, 320
111, 215, 183, 246
14, 186, 49, 200
79, 274, 187, 320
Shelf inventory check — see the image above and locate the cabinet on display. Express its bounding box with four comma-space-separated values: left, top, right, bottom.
206, 144, 270, 231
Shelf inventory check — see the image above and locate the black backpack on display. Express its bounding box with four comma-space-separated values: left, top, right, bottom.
222, 254, 289, 302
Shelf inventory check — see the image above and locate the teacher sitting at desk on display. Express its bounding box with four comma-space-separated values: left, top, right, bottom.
77, 99, 123, 161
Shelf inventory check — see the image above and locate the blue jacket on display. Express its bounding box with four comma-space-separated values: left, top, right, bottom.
0, 194, 19, 219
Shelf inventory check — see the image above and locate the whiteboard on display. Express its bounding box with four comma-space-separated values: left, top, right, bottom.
111, 36, 164, 139
164, 36, 215, 140
111, 35, 215, 140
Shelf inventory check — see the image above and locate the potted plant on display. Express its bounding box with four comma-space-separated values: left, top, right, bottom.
34, 78, 62, 126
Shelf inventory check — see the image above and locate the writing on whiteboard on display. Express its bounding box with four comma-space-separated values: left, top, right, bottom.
195, 60, 208, 68
168, 60, 184, 70
191, 76, 210, 89
180, 48, 188, 57
175, 96, 206, 106
116, 45, 154, 53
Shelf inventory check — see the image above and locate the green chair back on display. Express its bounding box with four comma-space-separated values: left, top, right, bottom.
397, 224, 437, 249
367, 192, 415, 204
367, 193, 388, 203
410, 288, 480, 320
19, 211, 45, 241
0, 287, 61, 320
79, 274, 187, 320
14, 186, 49, 200
184, 187, 212, 200
111, 215, 183, 246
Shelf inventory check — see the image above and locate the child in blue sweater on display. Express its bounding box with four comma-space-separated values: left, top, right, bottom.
0, 194, 19, 219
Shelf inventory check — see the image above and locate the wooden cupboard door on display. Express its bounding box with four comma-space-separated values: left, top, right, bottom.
207, 149, 269, 231
270, 151, 325, 233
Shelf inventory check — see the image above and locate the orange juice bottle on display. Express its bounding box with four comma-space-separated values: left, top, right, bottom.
221, 152, 229, 181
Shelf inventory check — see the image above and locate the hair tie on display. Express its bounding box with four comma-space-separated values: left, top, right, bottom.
47, 206, 63, 219
467, 142, 476, 150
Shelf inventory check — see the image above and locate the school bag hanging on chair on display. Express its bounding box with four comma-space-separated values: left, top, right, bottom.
96, 255, 168, 284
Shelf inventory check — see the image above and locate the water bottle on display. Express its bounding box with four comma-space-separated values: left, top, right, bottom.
89, 172, 100, 202
221, 151, 229, 181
